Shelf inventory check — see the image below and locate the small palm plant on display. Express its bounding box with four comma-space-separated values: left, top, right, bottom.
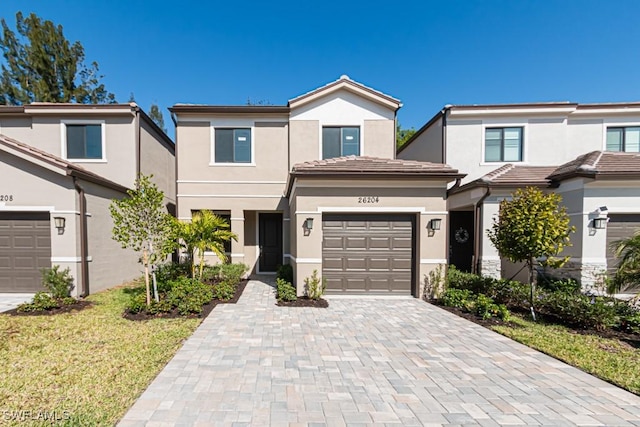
179, 211, 238, 280
612, 231, 640, 295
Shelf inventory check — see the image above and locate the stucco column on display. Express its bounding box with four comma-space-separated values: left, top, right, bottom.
230, 209, 245, 265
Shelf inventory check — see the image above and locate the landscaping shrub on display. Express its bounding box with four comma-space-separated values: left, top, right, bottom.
17, 292, 58, 312
613, 302, 640, 334
213, 279, 236, 301
537, 277, 581, 294
42, 265, 74, 298
538, 291, 618, 331
154, 262, 191, 286
473, 294, 510, 321
165, 277, 213, 315
219, 263, 248, 284
276, 264, 294, 284
446, 265, 495, 294
439, 288, 473, 309
201, 264, 222, 283
304, 270, 326, 300
492, 279, 531, 310
276, 278, 297, 302
125, 292, 149, 314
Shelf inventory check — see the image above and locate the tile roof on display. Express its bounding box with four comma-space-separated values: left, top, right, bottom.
0, 134, 128, 192
482, 164, 559, 185
548, 151, 640, 180
288, 75, 401, 108
291, 156, 463, 176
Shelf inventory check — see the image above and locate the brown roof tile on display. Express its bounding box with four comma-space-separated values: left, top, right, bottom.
483, 164, 558, 185
292, 156, 462, 176
548, 151, 640, 181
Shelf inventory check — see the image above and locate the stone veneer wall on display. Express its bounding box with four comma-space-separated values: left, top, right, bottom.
541, 260, 607, 293
479, 258, 501, 279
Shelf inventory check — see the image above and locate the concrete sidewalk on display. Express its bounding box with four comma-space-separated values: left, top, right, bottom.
119, 280, 640, 426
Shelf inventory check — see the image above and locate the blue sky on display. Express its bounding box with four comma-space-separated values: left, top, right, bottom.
0, 0, 639, 134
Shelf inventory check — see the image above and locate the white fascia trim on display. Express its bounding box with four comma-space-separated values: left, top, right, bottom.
450, 107, 576, 117
420, 259, 448, 264
177, 180, 286, 184
573, 107, 640, 116
0, 205, 54, 211
295, 258, 322, 264
230, 253, 245, 258
177, 194, 284, 198
60, 119, 107, 162
570, 257, 607, 264
295, 208, 448, 215
51, 210, 81, 215
51, 256, 93, 263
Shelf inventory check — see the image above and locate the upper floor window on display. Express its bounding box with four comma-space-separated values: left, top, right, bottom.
214, 128, 251, 163
322, 126, 360, 159
606, 127, 640, 152
485, 127, 523, 162
66, 124, 103, 160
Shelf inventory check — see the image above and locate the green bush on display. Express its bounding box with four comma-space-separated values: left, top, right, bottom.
440, 288, 473, 309
537, 277, 581, 294
538, 291, 618, 331
125, 292, 148, 314
492, 279, 531, 309
276, 278, 297, 302
304, 270, 326, 300
154, 262, 191, 286
473, 294, 511, 321
17, 292, 58, 312
613, 302, 640, 334
42, 265, 74, 298
276, 264, 294, 284
219, 263, 248, 284
201, 265, 222, 282
166, 277, 213, 315
446, 265, 495, 294
213, 279, 236, 301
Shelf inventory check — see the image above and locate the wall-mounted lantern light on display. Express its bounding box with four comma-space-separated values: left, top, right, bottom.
303, 218, 314, 230
54, 216, 66, 234
428, 218, 442, 231
593, 218, 607, 230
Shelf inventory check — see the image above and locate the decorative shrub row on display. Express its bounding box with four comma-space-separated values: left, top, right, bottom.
17, 266, 76, 313
439, 288, 510, 321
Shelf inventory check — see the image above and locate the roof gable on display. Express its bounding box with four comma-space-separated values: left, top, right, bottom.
288, 75, 401, 111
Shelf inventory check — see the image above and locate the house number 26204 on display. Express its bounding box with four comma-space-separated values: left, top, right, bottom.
0, 195, 13, 202
358, 196, 379, 203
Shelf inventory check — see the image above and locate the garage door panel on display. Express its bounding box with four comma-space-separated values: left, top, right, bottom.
322, 214, 414, 295
0, 213, 51, 292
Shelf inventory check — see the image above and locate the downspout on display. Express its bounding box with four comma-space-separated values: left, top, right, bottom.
472, 186, 491, 274
73, 177, 89, 297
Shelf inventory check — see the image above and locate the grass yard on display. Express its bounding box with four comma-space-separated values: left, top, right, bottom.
0, 284, 201, 426
492, 315, 640, 395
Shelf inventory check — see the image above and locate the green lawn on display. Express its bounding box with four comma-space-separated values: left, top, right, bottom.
0, 285, 201, 426
492, 315, 640, 395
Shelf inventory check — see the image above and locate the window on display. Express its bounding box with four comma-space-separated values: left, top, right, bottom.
484, 127, 523, 162
66, 124, 103, 159
322, 126, 360, 159
607, 127, 640, 152
214, 128, 251, 163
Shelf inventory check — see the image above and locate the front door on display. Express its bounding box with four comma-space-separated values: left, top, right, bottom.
449, 211, 474, 272
259, 213, 282, 272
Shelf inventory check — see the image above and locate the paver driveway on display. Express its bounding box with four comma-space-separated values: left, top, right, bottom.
119, 280, 640, 427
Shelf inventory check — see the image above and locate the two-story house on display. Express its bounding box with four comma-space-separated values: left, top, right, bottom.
0, 103, 175, 296
171, 76, 463, 297
398, 102, 640, 290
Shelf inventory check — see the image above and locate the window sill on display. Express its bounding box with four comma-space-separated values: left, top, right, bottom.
65, 158, 108, 163
479, 161, 527, 166
208, 163, 256, 167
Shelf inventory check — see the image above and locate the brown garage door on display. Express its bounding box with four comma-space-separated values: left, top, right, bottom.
322, 214, 414, 295
0, 212, 51, 292
606, 214, 640, 276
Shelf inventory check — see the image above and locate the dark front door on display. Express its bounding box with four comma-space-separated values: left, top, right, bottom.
259, 213, 282, 272
449, 211, 474, 272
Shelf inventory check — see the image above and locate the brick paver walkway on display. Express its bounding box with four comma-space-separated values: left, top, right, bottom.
118, 279, 640, 426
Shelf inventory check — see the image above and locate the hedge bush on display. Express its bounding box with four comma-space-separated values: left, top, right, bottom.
276, 278, 297, 302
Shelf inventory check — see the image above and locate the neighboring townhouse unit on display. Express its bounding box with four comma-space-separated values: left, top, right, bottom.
171, 76, 463, 297
398, 102, 640, 289
0, 103, 175, 296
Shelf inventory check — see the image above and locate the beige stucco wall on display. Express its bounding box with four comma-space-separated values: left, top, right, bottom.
289, 120, 320, 167
140, 119, 176, 206
289, 179, 449, 297
397, 117, 443, 163
363, 120, 395, 159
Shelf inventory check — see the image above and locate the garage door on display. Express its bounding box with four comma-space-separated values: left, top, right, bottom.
606, 214, 640, 276
0, 212, 51, 292
322, 214, 414, 295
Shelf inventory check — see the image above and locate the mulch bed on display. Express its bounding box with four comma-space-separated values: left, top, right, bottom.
4, 300, 94, 316
276, 297, 328, 308
123, 280, 248, 321
434, 303, 640, 350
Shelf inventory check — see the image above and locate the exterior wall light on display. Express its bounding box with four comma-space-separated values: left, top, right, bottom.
593, 218, 607, 230
304, 218, 314, 230
428, 218, 442, 231
54, 216, 66, 234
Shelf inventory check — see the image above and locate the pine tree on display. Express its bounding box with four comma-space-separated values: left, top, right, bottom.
148, 103, 166, 133
0, 12, 115, 104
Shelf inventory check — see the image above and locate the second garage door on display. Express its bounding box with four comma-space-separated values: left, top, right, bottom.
322, 214, 414, 295
0, 212, 51, 292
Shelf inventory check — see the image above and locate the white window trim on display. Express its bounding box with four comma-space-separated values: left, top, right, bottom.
318, 124, 364, 160
602, 123, 640, 152
480, 122, 528, 165
210, 121, 256, 166
60, 119, 107, 163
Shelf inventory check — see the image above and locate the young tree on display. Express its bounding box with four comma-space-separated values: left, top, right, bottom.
178, 211, 237, 280
487, 187, 575, 319
0, 12, 115, 104
110, 175, 176, 305
148, 103, 167, 133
